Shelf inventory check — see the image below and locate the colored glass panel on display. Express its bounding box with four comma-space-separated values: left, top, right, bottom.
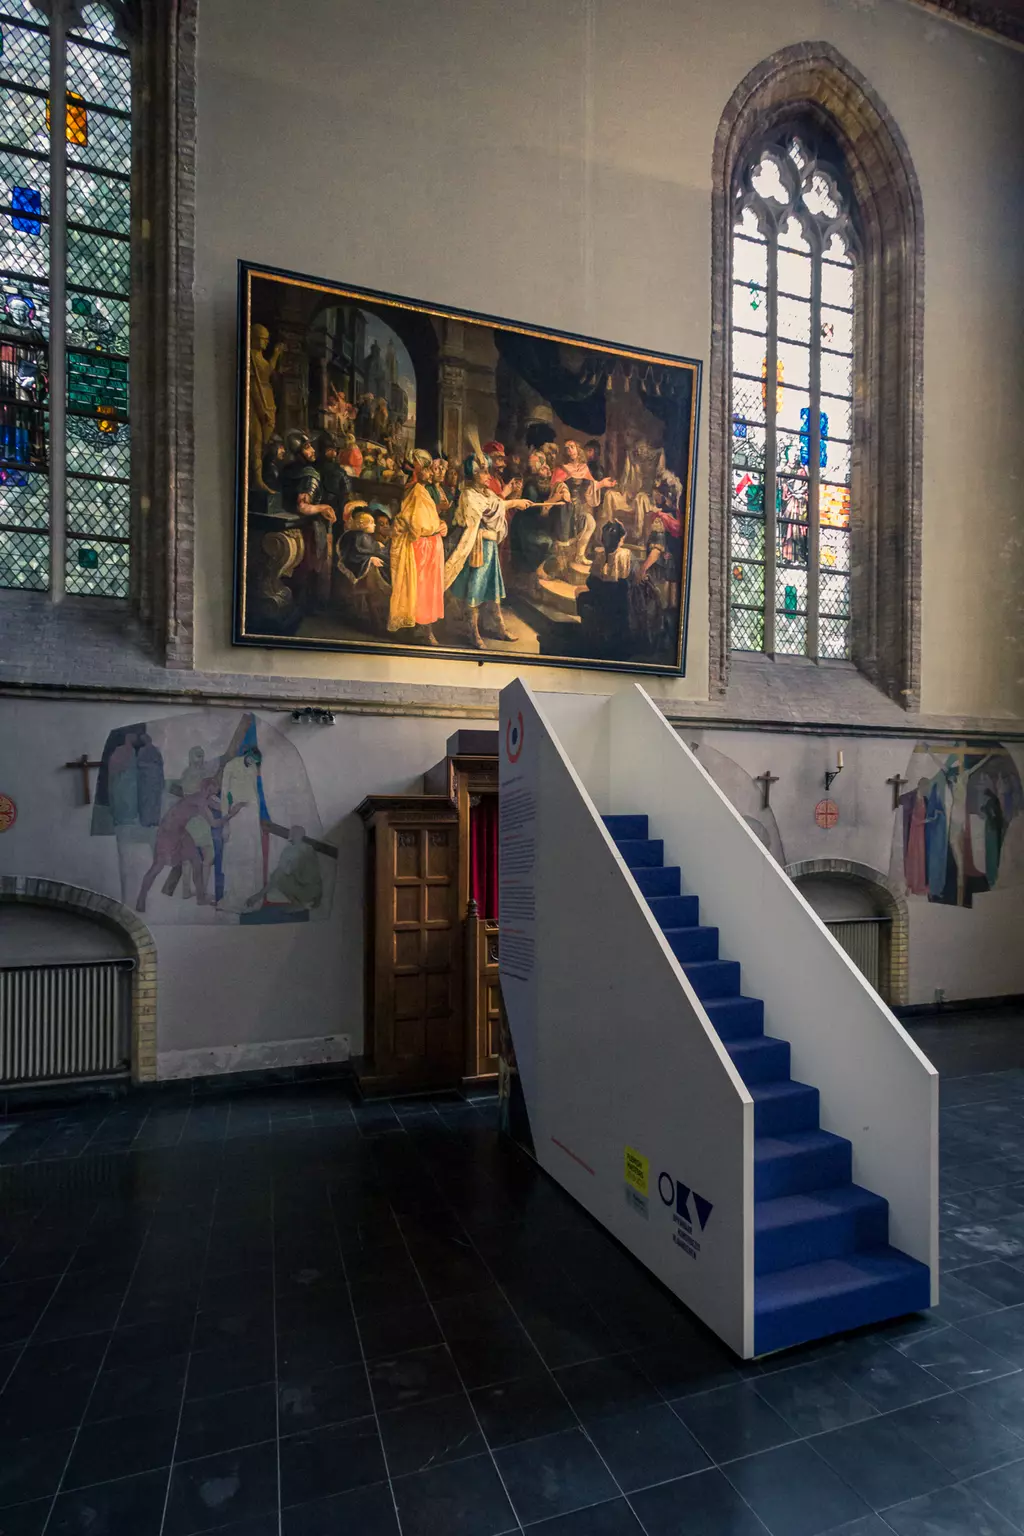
10, 182, 40, 233
66, 413, 130, 479
775, 430, 808, 477
732, 470, 763, 514
2, 278, 49, 338
66, 290, 127, 356
68, 102, 128, 176
65, 531, 126, 596
67, 347, 127, 416
731, 280, 766, 334
819, 483, 850, 529
820, 526, 850, 572
732, 423, 765, 471
0, 148, 48, 216
731, 560, 764, 606
45, 90, 88, 146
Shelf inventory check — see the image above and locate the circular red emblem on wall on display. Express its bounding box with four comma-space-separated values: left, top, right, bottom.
814, 798, 839, 829
505, 712, 524, 764
0, 793, 16, 832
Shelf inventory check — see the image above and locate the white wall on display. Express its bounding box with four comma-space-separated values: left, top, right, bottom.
0, 906, 131, 965
0, 698, 478, 1069
192, 0, 1024, 718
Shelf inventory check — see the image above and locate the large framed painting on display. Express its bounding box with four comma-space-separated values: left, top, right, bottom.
234, 262, 701, 675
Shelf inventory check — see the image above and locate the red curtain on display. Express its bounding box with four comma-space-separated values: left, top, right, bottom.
469, 795, 499, 919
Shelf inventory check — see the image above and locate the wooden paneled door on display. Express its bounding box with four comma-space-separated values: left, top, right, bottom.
357, 797, 462, 1093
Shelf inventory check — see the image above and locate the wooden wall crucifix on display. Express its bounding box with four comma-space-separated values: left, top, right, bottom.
64, 753, 103, 805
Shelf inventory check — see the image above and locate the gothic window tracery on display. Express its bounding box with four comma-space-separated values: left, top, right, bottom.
729, 130, 857, 660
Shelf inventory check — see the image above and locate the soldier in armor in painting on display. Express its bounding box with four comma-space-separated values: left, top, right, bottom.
315, 432, 352, 521
282, 434, 336, 612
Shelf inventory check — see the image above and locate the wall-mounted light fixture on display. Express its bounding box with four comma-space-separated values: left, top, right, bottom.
291, 707, 336, 725
824, 749, 844, 792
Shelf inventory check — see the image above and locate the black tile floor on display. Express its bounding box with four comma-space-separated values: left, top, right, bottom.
5, 1032, 1024, 1533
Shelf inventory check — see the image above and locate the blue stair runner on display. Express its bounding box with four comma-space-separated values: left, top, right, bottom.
604, 813, 931, 1355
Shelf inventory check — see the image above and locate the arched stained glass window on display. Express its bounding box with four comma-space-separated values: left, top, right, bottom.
729, 131, 856, 659
0, 0, 131, 598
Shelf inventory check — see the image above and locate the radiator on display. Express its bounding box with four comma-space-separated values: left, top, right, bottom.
825, 918, 888, 991
0, 960, 133, 1084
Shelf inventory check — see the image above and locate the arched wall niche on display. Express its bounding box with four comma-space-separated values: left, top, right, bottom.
0, 876, 158, 1082
709, 42, 924, 708
786, 856, 909, 1007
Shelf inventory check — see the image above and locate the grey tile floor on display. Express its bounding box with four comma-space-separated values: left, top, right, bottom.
0, 1017, 1024, 1533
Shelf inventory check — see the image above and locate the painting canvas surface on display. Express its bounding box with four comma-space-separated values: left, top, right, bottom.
235, 266, 700, 674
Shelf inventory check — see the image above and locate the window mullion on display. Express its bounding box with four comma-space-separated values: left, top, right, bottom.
48, 3, 68, 604
763, 229, 778, 656
807, 238, 822, 659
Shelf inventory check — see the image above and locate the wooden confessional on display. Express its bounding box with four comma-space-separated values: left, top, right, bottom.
356, 731, 501, 1095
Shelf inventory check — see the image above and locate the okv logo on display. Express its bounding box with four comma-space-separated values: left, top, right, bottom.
658, 1171, 713, 1260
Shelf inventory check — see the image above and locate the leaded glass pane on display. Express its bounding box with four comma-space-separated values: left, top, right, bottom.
819, 306, 852, 352
732, 376, 764, 427
776, 431, 808, 477
0, 463, 46, 522
67, 347, 127, 416
731, 514, 764, 560
67, 473, 127, 537
731, 606, 764, 651
821, 394, 850, 441
778, 386, 810, 433
67, 166, 128, 234
777, 339, 810, 391
821, 261, 853, 310
66, 224, 128, 295
0, 148, 47, 216
777, 246, 811, 298
66, 531, 127, 595
732, 280, 766, 334
775, 613, 806, 654
751, 156, 790, 205
777, 568, 807, 610
732, 469, 763, 514
778, 476, 810, 520
0, 213, 45, 277
66, 412, 129, 479
0, 522, 46, 586
67, 40, 130, 114
819, 617, 849, 659
820, 526, 850, 573
822, 437, 850, 484
732, 327, 765, 380
820, 349, 852, 398
2, 276, 48, 337
67, 290, 128, 355
819, 483, 850, 530
733, 235, 767, 288
731, 422, 765, 470
68, 104, 129, 176
0, 17, 51, 91
820, 571, 850, 618
777, 510, 808, 570
777, 294, 811, 343
731, 559, 763, 607
0, 84, 47, 153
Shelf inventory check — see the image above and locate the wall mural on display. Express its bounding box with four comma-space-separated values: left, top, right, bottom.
891, 741, 1023, 908
90, 709, 336, 925
235, 265, 700, 675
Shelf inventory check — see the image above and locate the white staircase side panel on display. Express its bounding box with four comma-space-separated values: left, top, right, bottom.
607, 685, 939, 1302
499, 679, 754, 1357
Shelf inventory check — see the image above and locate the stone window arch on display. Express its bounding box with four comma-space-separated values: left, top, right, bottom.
0, 874, 157, 1080
710, 43, 924, 708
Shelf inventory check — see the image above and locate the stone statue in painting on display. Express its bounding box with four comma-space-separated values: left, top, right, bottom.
249, 324, 284, 494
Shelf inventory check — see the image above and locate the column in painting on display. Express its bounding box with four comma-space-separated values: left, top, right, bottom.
0, 8, 53, 591
438, 318, 467, 461
63, 2, 132, 597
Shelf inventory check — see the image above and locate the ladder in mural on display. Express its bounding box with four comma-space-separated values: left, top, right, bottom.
498, 679, 937, 1358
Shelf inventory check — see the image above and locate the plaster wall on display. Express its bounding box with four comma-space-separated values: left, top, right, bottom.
192, 0, 1024, 718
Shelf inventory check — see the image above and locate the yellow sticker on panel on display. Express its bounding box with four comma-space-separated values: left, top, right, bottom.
624, 1147, 648, 1196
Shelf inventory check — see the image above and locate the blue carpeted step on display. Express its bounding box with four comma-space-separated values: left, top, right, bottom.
630, 865, 681, 898
647, 893, 699, 930
750, 1080, 820, 1136
755, 1185, 891, 1275
702, 995, 764, 1040
754, 1247, 932, 1356
603, 814, 648, 840
682, 959, 741, 1001
726, 1035, 790, 1084
616, 838, 664, 867
755, 1128, 852, 1199
664, 926, 719, 964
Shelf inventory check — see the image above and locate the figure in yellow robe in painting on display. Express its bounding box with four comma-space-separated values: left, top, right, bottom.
388, 449, 447, 644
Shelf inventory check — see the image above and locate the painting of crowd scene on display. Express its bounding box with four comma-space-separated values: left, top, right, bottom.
235, 266, 699, 674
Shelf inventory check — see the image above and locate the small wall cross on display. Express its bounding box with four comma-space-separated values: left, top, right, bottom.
886, 772, 910, 811
755, 770, 779, 811
64, 753, 103, 805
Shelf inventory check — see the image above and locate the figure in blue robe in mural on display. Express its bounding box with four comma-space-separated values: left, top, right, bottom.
924, 774, 949, 902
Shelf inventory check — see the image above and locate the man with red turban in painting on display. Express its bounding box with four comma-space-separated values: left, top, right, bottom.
388, 449, 448, 645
